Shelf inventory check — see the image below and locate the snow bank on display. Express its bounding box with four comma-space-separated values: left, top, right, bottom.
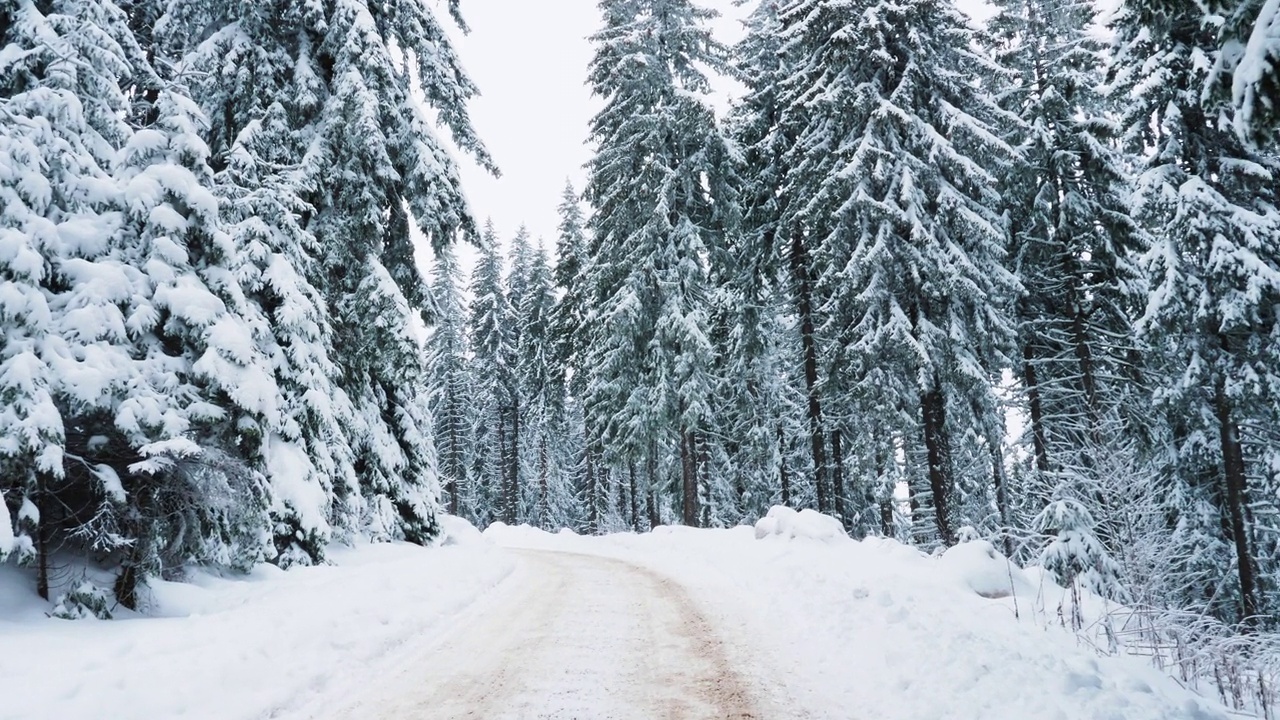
491, 517, 1233, 720
753, 505, 848, 543
436, 513, 488, 546
0, 540, 514, 720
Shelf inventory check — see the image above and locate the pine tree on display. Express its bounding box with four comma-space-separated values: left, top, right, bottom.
583, 0, 736, 528
427, 247, 474, 520
469, 223, 517, 526
514, 239, 562, 528
1111, 0, 1280, 624
987, 0, 1151, 554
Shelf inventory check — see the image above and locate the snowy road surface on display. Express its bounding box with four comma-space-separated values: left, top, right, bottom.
317, 549, 767, 720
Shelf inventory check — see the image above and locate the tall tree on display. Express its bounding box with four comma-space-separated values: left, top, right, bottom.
469, 223, 517, 526
583, 0, 736, 528
427, 246, 474, 519
1111, 0, 1280, 624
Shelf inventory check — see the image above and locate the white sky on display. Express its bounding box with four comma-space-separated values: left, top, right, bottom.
439, 0, 992, 269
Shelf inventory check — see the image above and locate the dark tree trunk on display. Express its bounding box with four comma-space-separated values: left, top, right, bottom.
920, 377, 956, 546
647, 444, 660, 530
628, 462, 639, 532
585, 445, 598, 534
990, 440, 1013, 557
681, 429, 699, 527
789, 231, 829, 513
448, 423, 460, 516
778, 425, 792, 508
880, 500, 894, 538
831, 428, 847, 529
538, 435, 549, 529
1022, 344, 1051, 474
34, 491, 48, 601
497, 415, 510, 523
504, 397, 514, 520
1215, 383, 1259, 624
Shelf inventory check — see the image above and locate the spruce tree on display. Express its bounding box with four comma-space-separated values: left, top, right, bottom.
427, 247, 474, 520
469, 223, 516, 526
583, 0, 735, 528
1111, 0, 1280, 624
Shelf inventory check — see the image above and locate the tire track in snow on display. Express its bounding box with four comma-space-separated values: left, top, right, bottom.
317, 548, 762, 719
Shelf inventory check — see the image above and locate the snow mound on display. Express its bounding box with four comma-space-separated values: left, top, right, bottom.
753, 506, 848, 543
436, 514, 487, 547
939, 540, 1036, 599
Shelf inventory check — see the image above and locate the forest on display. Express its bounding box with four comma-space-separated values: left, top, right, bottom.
2, 0, 1279, 689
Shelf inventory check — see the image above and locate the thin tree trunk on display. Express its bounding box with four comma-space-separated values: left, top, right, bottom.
778, 425, 791, 508
504, 397, 514, 520
831, 428, 847, 529
448, 423, 460, 516
647, 443, 659, 530
920, 377, 956, 546
789, 231, 829, 513
539, 435, 549, 530
1215, 382, 1259, 624
497, 413, 511, 524
35, 490, 48, 601
629, 462, 639, 532
681, 429, 699, 527
990, 440, 1013, 557
1023, 344, 1051, 474
586, 445, 598, 534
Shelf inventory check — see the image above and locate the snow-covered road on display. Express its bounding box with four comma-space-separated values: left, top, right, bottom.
317, 549, 765, 720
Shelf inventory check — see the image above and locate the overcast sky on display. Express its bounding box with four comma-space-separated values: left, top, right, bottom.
438, 0, 991, 270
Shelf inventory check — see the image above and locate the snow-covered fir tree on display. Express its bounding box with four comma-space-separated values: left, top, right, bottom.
987, 0, 1152, 558
1111, 0, 1280, 624
427, 246, 474, 520
768, 0, 1020, 546
582, 0, 736, 529
469, 223, 518, 526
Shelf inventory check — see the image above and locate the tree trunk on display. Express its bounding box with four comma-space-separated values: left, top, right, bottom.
831, 428, 847, 529
920, 377, 956, 546
34, 491, 48, 601
504, 397, 514, 520
789, 231, 829, 513
539, 435, 550, 529
681, 429, 699, 527
778, 425, 791, 508
448, 422, 460, 516
1022, 344, 1050, 474
628, 462, 639, 532
990, 440, 1013, 557
647, 443, 660, 530
586, 445, 598, 534
1215, 383, 1259, 624
497, 413, 511, 524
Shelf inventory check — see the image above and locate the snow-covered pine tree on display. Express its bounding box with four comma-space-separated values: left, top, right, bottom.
987, 0, 1151, 554
0, 0, 137, 597
739, 0, 837, 518
717, 0, 811, 527
1111, 0, 1280, 624
583, 0, 736, 529
427, 246, 474, 520
776, 0, 1020, 546
548, 183, 595, 531
1214, 0, 1280, 147
513, 239, 565, 529
160, 0, 493, 549
469, 223, 517, 526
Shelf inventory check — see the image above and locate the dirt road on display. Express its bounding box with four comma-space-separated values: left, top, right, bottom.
320, 549, 764, 719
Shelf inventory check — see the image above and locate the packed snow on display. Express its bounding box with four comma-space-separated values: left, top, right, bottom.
0, 510, 1242, 719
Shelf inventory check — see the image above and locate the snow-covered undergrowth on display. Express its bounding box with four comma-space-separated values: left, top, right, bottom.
0, 521, 512, 720
489, 510, 1239, 720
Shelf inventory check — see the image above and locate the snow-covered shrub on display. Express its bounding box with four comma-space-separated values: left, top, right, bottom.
50, 581, 113, 621
1033, 499, 1124, 600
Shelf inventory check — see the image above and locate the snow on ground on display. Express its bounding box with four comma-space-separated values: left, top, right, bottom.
0, 521, 513, 720
0, 508, 1243, 720
488, 510, 1236, 720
